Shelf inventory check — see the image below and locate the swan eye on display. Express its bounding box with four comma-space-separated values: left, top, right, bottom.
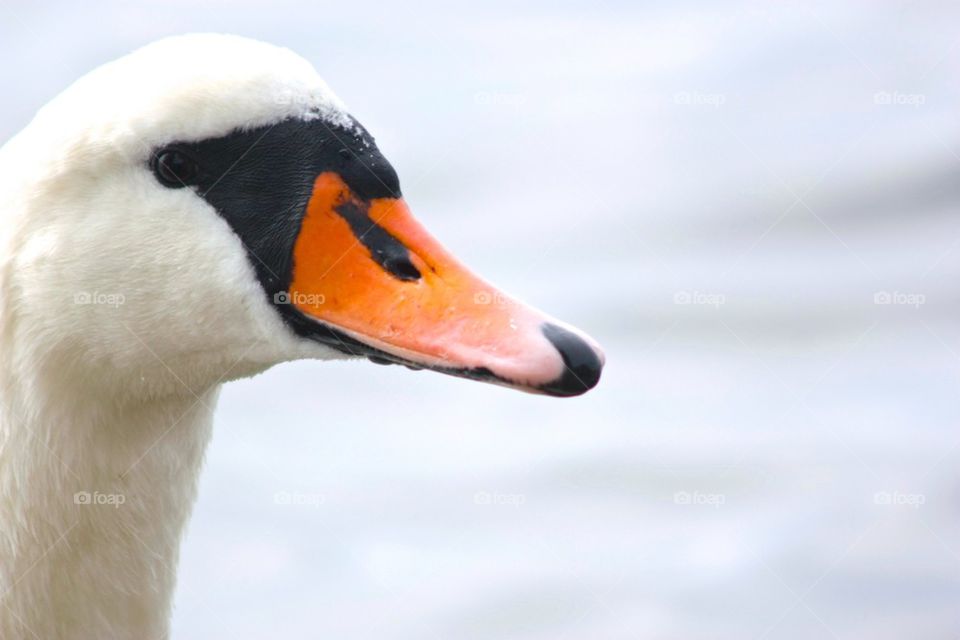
152, 149, 200, 188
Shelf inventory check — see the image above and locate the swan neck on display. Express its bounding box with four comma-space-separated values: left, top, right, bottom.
0, 379, 219, 639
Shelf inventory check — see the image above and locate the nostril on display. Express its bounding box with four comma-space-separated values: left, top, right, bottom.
539, 323, 604, 397
382, 255, 421, 281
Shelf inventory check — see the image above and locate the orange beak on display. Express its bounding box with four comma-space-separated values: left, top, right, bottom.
285, 172, 604, 396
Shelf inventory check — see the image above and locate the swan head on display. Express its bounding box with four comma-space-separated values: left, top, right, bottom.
3, 34, 604, 399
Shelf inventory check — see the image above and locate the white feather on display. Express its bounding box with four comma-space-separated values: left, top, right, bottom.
0, 34, 353, 639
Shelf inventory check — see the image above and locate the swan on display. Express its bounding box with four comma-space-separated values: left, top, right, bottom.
0, 34, 604, 639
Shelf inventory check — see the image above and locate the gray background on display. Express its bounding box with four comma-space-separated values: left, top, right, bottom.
2, 1, 958, 638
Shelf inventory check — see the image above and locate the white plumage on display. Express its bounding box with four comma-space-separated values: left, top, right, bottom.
0, 34, 357, 639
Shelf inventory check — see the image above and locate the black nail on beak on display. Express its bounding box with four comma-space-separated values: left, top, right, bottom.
538, 323, 604, 397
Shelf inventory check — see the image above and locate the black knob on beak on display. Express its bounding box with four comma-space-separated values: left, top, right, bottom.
538, 323, 604, 397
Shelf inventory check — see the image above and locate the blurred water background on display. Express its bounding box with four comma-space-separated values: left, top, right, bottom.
2, 1, 959, 637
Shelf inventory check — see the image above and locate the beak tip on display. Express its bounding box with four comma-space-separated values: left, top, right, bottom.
537, 323, 605, 397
